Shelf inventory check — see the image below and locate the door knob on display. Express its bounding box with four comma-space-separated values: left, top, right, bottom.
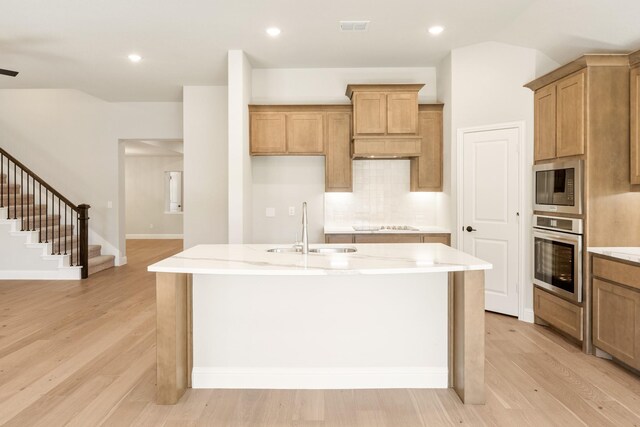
466, 226, 477, 232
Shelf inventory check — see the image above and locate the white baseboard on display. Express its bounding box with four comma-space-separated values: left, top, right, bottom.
126, 234, 184, 239
0, 268, 82, 280
192, 367, 448, 390
520, 308, 535, 324
116, 256, 128, 267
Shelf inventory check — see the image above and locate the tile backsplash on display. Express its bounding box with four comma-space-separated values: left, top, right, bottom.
324, 160, 443, 228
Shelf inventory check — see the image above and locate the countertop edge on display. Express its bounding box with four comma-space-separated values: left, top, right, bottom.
587, 247, 640, 264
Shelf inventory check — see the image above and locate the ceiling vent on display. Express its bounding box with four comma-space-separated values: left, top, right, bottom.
339, 21, 370, 32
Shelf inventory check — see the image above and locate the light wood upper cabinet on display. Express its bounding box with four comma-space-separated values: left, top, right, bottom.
534, 85, 557, 161
387, 92, 418, 134
410, 106, 443, 192
347, 84, 423, 139
325, 112, 352, 192
531, 70, 585, 162
286, 113, 324, 154
353, 92, 387, 134
556, 71, 585, 158
631, 65, 640, 184
250, 112, 286, 154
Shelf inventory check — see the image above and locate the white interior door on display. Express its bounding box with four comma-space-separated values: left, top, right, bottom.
461, 126, 520, 316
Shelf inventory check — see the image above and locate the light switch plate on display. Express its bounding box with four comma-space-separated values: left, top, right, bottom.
266, 207, 275, 217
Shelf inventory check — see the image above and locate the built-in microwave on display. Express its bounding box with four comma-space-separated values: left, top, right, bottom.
533, 160, 583, 215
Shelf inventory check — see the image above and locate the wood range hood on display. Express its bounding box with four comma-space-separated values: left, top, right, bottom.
346, 83, 425, 159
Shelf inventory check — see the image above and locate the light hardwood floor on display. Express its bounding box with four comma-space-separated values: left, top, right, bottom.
1, 240, 639, 426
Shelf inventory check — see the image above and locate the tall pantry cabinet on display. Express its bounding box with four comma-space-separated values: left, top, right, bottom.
526, 54, 640, 354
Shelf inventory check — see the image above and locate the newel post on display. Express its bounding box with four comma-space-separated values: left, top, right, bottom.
77, 204, 90, 279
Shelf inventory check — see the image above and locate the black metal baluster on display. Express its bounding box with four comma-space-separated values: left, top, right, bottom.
26, 175, 30, 231
71, 211, 75, 265
45, 188, 49, 245
20, 169, 23, 230
39, 183, 42, 241
13, 162, 17, 219
31, 177, 36, 231
64, 204, 67, 255
57, 197, 61, 255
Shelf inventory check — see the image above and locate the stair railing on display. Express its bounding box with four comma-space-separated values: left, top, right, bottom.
0, 147, 91, 279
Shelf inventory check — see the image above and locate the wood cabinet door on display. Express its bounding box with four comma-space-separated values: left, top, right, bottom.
556, 71, 586, 158
286, 113, 324, 154
353, 92, 386, 135
631, 66, 640, 184
250, 113, 286, 154
593, 278, 640, 369
325, 234, 354, 244
534, 85, 557, 161
354, 234, 422, 244
325, 112, 352, 192
422, 234, 450, 245
534, 287, 583, 340
410, 109, 442, 191
387, 92, 418, 134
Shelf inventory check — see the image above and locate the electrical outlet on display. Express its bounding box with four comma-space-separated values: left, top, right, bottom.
149, 223, 154, 229
265, 207, 275, 217
288, 206, 295, 216
107, 201, 113, 209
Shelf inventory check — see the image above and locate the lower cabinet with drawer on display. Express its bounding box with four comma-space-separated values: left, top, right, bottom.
591, 254, 640, 370
534, 286, 584, 341
324, 233, 450, 245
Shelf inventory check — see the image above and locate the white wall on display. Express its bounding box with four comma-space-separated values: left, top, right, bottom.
252, 67, 438, 104
125, 156, 183, 236
183, 86, 229, 248
252, 157, 325, 244
0, 89, 182, 264
228, 50, 253, 243
442, 41, 558, 316
250, 67, 440, 242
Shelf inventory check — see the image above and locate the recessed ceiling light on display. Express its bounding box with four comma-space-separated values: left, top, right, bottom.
128, 53, 142, 63
428, 26, 444, 35
266, 27, 281, 37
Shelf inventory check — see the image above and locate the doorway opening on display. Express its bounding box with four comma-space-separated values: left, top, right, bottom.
121, 139, 184, 254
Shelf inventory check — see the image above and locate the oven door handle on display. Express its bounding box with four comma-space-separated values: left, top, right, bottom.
532, 229, 581, 245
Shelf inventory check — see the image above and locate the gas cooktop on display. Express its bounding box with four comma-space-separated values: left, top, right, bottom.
352, 225, 420, 231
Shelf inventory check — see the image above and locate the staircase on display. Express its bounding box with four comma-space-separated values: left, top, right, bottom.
0, 149, 115, 279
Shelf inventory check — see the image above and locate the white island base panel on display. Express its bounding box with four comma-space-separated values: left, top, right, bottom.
191, 273, 448, 389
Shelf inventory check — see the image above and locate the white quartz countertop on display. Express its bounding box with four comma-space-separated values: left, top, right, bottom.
588, 247, 640, 264
148, 243, 491, 276
324, 226, 451, 235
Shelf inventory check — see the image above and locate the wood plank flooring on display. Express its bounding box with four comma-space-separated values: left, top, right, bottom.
1, 239, 639, 426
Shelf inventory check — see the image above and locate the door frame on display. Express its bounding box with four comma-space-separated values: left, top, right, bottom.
456, 121, 527, 322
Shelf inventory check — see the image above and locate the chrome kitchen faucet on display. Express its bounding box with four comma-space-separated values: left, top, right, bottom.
301, 201, 309, 254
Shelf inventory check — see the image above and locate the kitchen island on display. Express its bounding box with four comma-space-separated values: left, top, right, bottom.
148, 243, 491, 405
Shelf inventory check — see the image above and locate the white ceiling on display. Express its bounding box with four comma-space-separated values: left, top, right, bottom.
2, 0, 640, 102
124, 140, 183, 157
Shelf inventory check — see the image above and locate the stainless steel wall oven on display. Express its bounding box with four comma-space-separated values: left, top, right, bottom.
532, 215, 583, 302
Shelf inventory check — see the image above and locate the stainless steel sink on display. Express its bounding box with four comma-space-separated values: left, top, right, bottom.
266, 247, 301, 253
309, 247, 357, 254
